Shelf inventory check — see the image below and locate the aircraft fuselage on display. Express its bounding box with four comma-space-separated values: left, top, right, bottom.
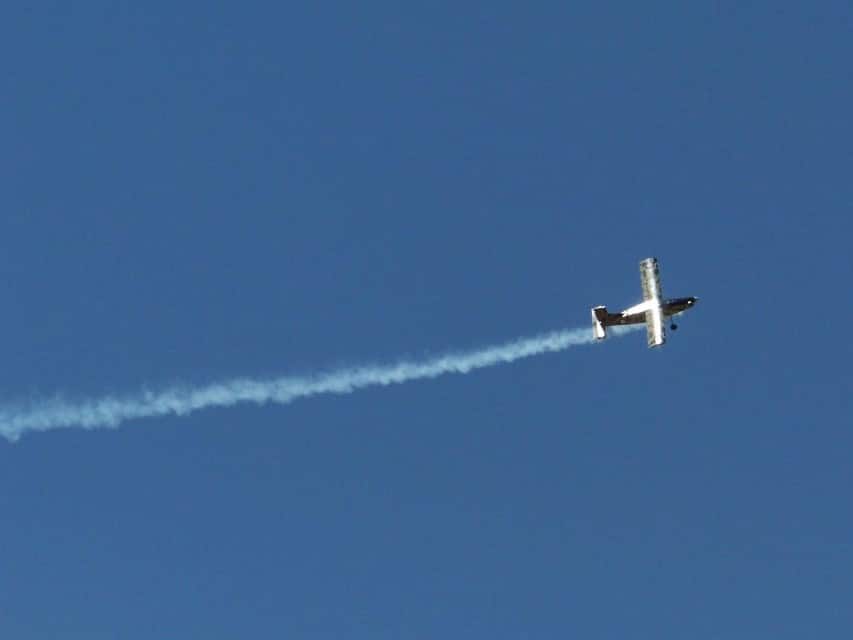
600, 296, 698, 326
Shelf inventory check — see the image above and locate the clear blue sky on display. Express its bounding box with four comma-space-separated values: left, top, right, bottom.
2, 2, 851, 637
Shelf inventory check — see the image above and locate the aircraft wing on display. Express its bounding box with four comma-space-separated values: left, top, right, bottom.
639, 257, 662, 301
645, 305, 666, 348
640, 258, 666, 347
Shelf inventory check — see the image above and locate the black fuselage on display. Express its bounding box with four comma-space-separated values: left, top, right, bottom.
662, 296, 698, 316
602, 296, 698, 325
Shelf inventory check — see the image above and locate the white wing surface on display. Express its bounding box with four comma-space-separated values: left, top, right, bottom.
645, 306, 666, 348
639, 257, 662, 302
640, 258, 666, 347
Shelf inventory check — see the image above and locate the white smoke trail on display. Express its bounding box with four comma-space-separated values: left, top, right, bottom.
0, 325, 638, 441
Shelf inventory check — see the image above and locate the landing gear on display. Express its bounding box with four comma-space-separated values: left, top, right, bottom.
670, 323, 678, 331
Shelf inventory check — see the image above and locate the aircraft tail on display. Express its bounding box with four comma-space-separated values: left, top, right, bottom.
591, 306, 607, 340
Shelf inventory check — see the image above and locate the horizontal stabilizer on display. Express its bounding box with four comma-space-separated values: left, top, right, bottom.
591, 306, 607, 340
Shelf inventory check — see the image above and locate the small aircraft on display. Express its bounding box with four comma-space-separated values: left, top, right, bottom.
592, 257, 698, 348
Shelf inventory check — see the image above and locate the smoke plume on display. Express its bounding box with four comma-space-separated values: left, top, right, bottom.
1, 325, 637, 441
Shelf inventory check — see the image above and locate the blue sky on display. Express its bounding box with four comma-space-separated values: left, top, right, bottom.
2, 2, 852, 637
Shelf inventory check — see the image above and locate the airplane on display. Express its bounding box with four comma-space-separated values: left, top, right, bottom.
591, 257, 698, 348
